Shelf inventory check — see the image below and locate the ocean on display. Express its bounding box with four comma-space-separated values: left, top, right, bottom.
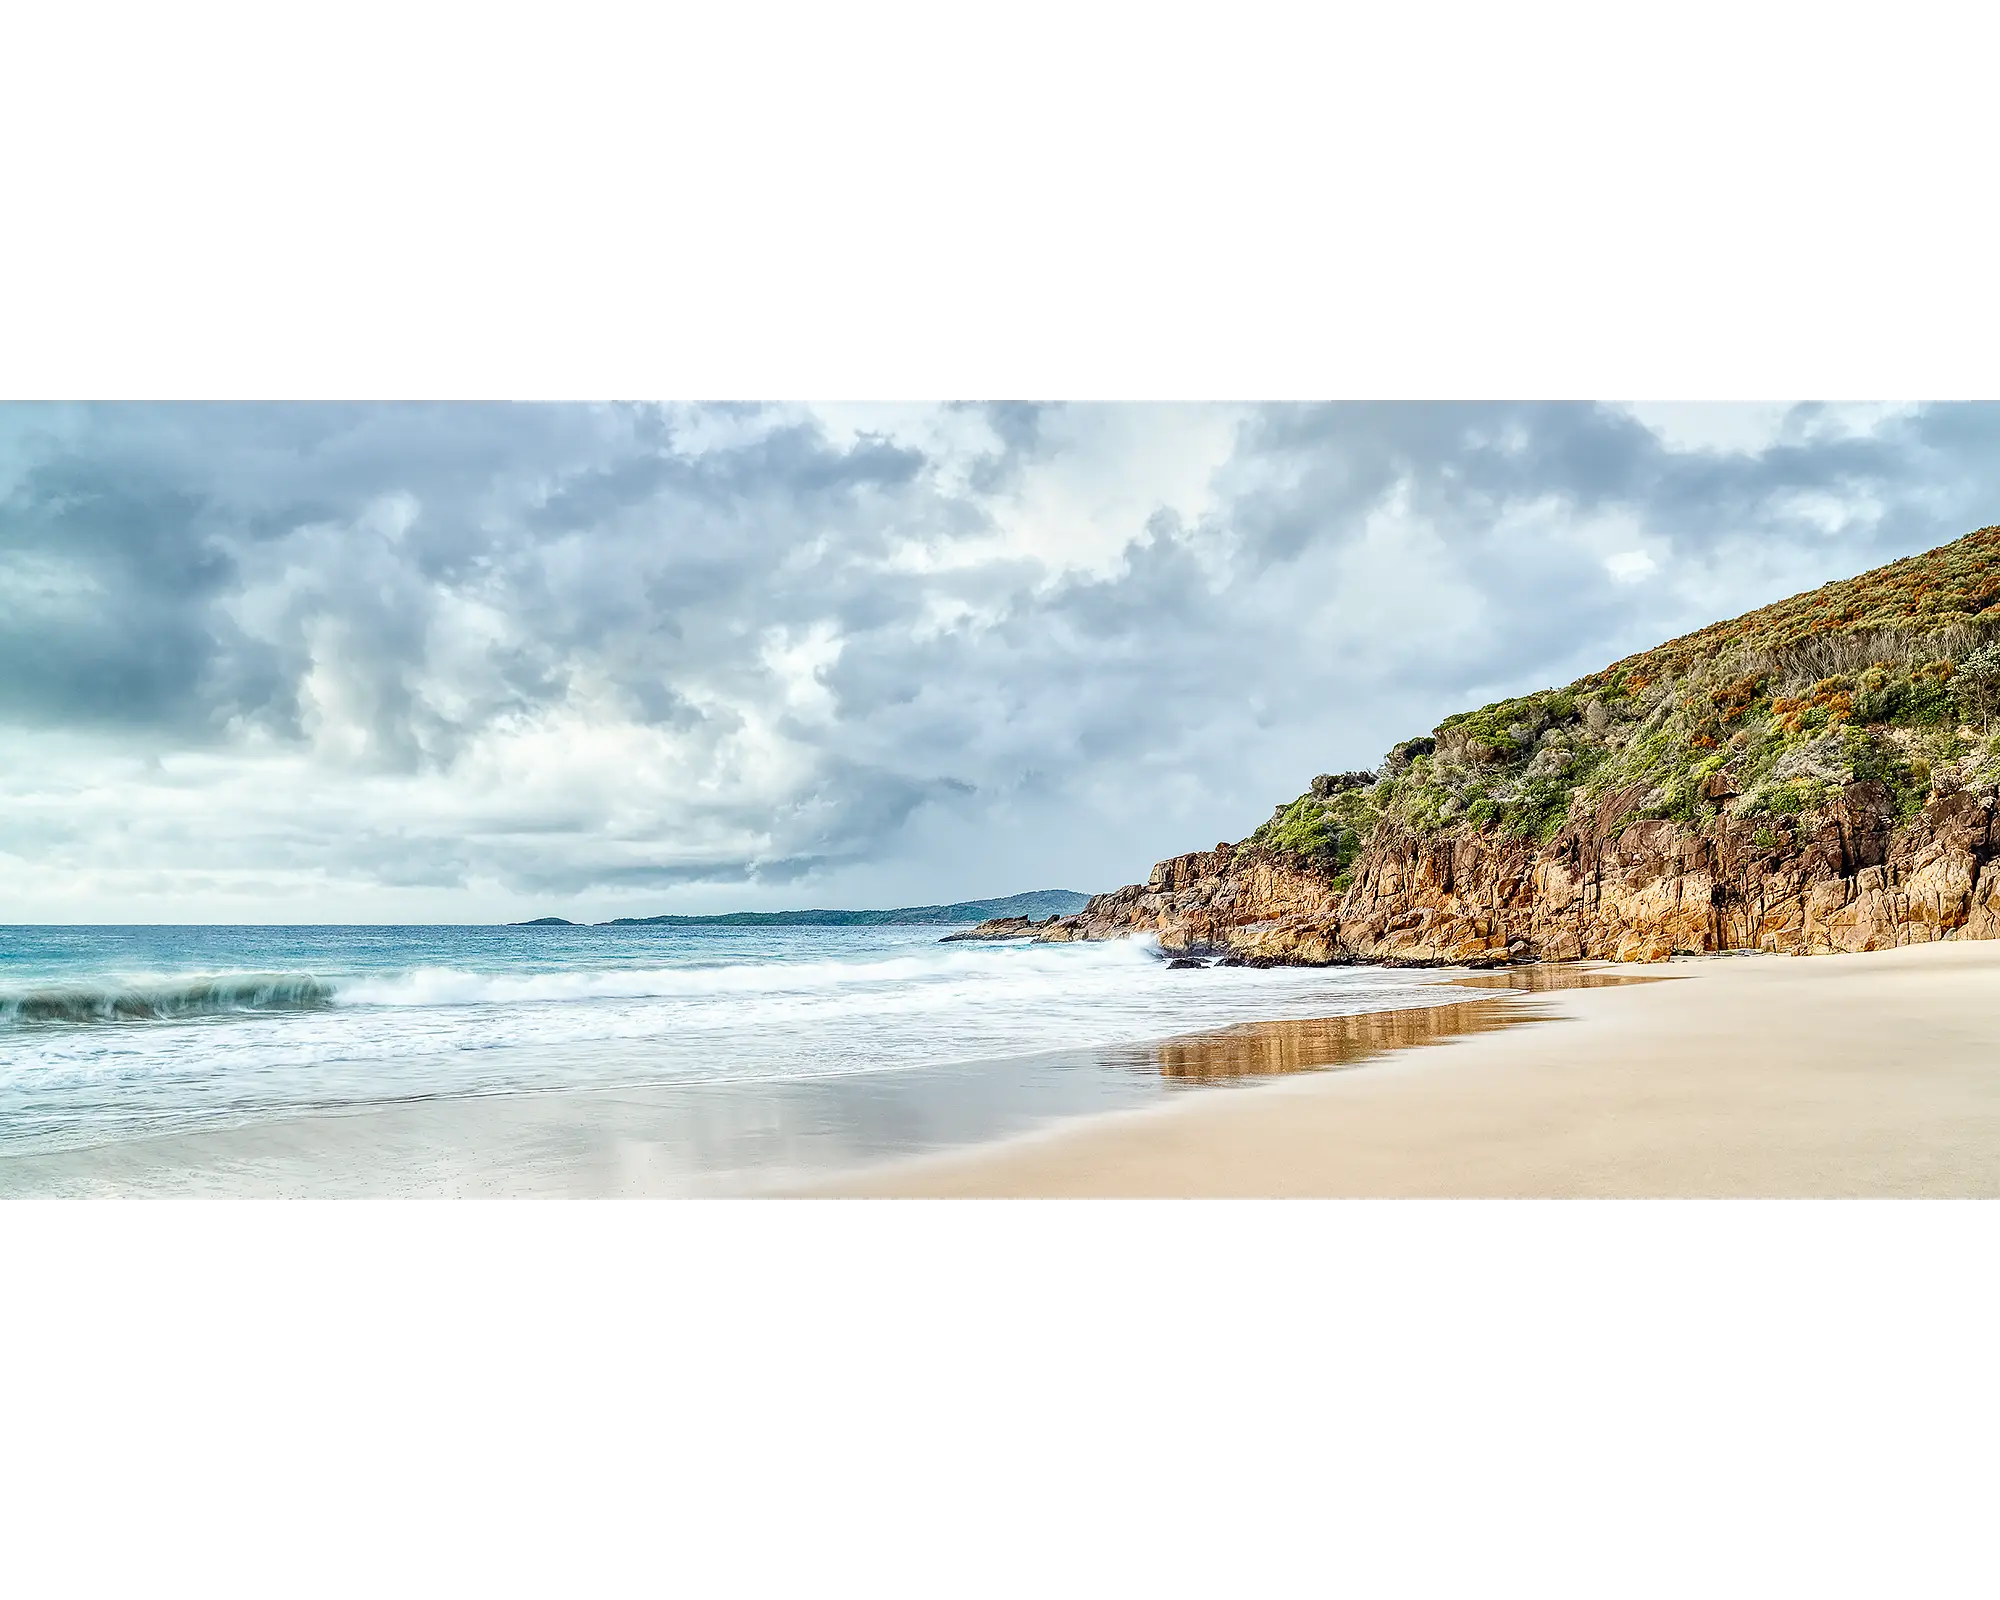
0, 923, 1486, 1194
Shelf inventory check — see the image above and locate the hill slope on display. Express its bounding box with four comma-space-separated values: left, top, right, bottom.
1024, 525, 2000, 964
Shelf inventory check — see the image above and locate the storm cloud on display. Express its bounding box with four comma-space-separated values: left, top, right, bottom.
3, 400, 1997, 920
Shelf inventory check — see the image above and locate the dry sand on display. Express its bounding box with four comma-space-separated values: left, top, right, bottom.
815, 940, 2000, 1197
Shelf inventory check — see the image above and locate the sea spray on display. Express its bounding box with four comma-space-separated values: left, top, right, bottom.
337, 936, 1165, 1008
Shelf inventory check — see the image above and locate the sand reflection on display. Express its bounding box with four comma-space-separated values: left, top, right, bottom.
1445, 963, 1681, 993
1094, 966, 1676, 1087
1097, 996, 1557, 1085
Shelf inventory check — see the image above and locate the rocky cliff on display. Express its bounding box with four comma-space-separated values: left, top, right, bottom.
1037, 776, 2000, 966
978, 525, 2000, 965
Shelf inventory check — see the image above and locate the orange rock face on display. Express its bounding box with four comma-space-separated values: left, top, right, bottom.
1020, 783, 2000, 965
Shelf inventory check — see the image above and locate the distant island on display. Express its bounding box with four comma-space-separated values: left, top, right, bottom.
509, 890, 1091, 928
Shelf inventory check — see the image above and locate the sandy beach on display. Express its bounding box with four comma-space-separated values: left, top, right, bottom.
12, 941, 2000, 1197
816, 940, 2000, 1198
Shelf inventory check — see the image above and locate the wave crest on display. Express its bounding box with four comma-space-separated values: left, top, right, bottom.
0, 973, 336, 1025
0, 939, 1165, 1026
339, 938, 1160, 1007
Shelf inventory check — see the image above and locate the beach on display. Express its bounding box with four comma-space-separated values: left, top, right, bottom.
817, 940, 2000, 1198
0, 924, 1493, 1196
10, 937, 2000, 1196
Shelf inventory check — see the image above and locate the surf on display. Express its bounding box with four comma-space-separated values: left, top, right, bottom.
0, 973, 337, 1025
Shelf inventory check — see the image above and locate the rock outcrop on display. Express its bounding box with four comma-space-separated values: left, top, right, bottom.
959, 776, 2000, 967
939, 914, 1065, 942
1034, 844, 1351, 961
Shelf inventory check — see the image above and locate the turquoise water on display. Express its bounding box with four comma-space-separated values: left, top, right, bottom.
0, 923, 1467, 1175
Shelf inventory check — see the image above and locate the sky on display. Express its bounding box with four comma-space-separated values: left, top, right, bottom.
3, 399, 1998, 923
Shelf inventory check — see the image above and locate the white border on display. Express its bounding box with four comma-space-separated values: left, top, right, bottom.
4, 2, 1998, 399
5, 1200, 1996, 1596
5, 5, 1997, 1594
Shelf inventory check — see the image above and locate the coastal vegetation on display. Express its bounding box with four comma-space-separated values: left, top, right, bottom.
1249, 526, 2000, 864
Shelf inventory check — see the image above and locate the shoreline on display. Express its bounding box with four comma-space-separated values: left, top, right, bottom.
809, 940, 2000, 1198
9, 942, 1999, 1196
0, 971, 1505, 1197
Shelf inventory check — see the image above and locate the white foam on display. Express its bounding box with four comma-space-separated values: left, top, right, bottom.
0, 931, 1470, 1160
335, 936, 1161, 1009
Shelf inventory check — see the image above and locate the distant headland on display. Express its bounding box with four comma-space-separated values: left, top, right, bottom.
509, 890, 1089, 929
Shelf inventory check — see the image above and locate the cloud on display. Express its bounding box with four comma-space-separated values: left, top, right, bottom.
2, 401, 1998, 920
1604, 551, 1659, 584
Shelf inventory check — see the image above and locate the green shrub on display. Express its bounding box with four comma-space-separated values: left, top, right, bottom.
1767, 782, 1814, 816
1902, 665, 1957, 726
1854, 665, 1904, 723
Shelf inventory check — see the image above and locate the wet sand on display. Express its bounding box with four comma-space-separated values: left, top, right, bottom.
817, 941, 2000, 1197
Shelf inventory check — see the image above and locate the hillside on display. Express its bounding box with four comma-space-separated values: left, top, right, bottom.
1017, 524, 2000, 964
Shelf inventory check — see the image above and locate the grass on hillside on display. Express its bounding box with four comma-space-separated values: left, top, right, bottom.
1246, 525, 2000, 870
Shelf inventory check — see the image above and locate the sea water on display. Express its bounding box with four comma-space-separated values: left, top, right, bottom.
0, 923, 1476, 1187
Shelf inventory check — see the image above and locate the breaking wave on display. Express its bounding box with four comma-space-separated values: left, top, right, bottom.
0, 941, 1165, 1027
339, 938, 1161, 1008
0, 973, 337, 1025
